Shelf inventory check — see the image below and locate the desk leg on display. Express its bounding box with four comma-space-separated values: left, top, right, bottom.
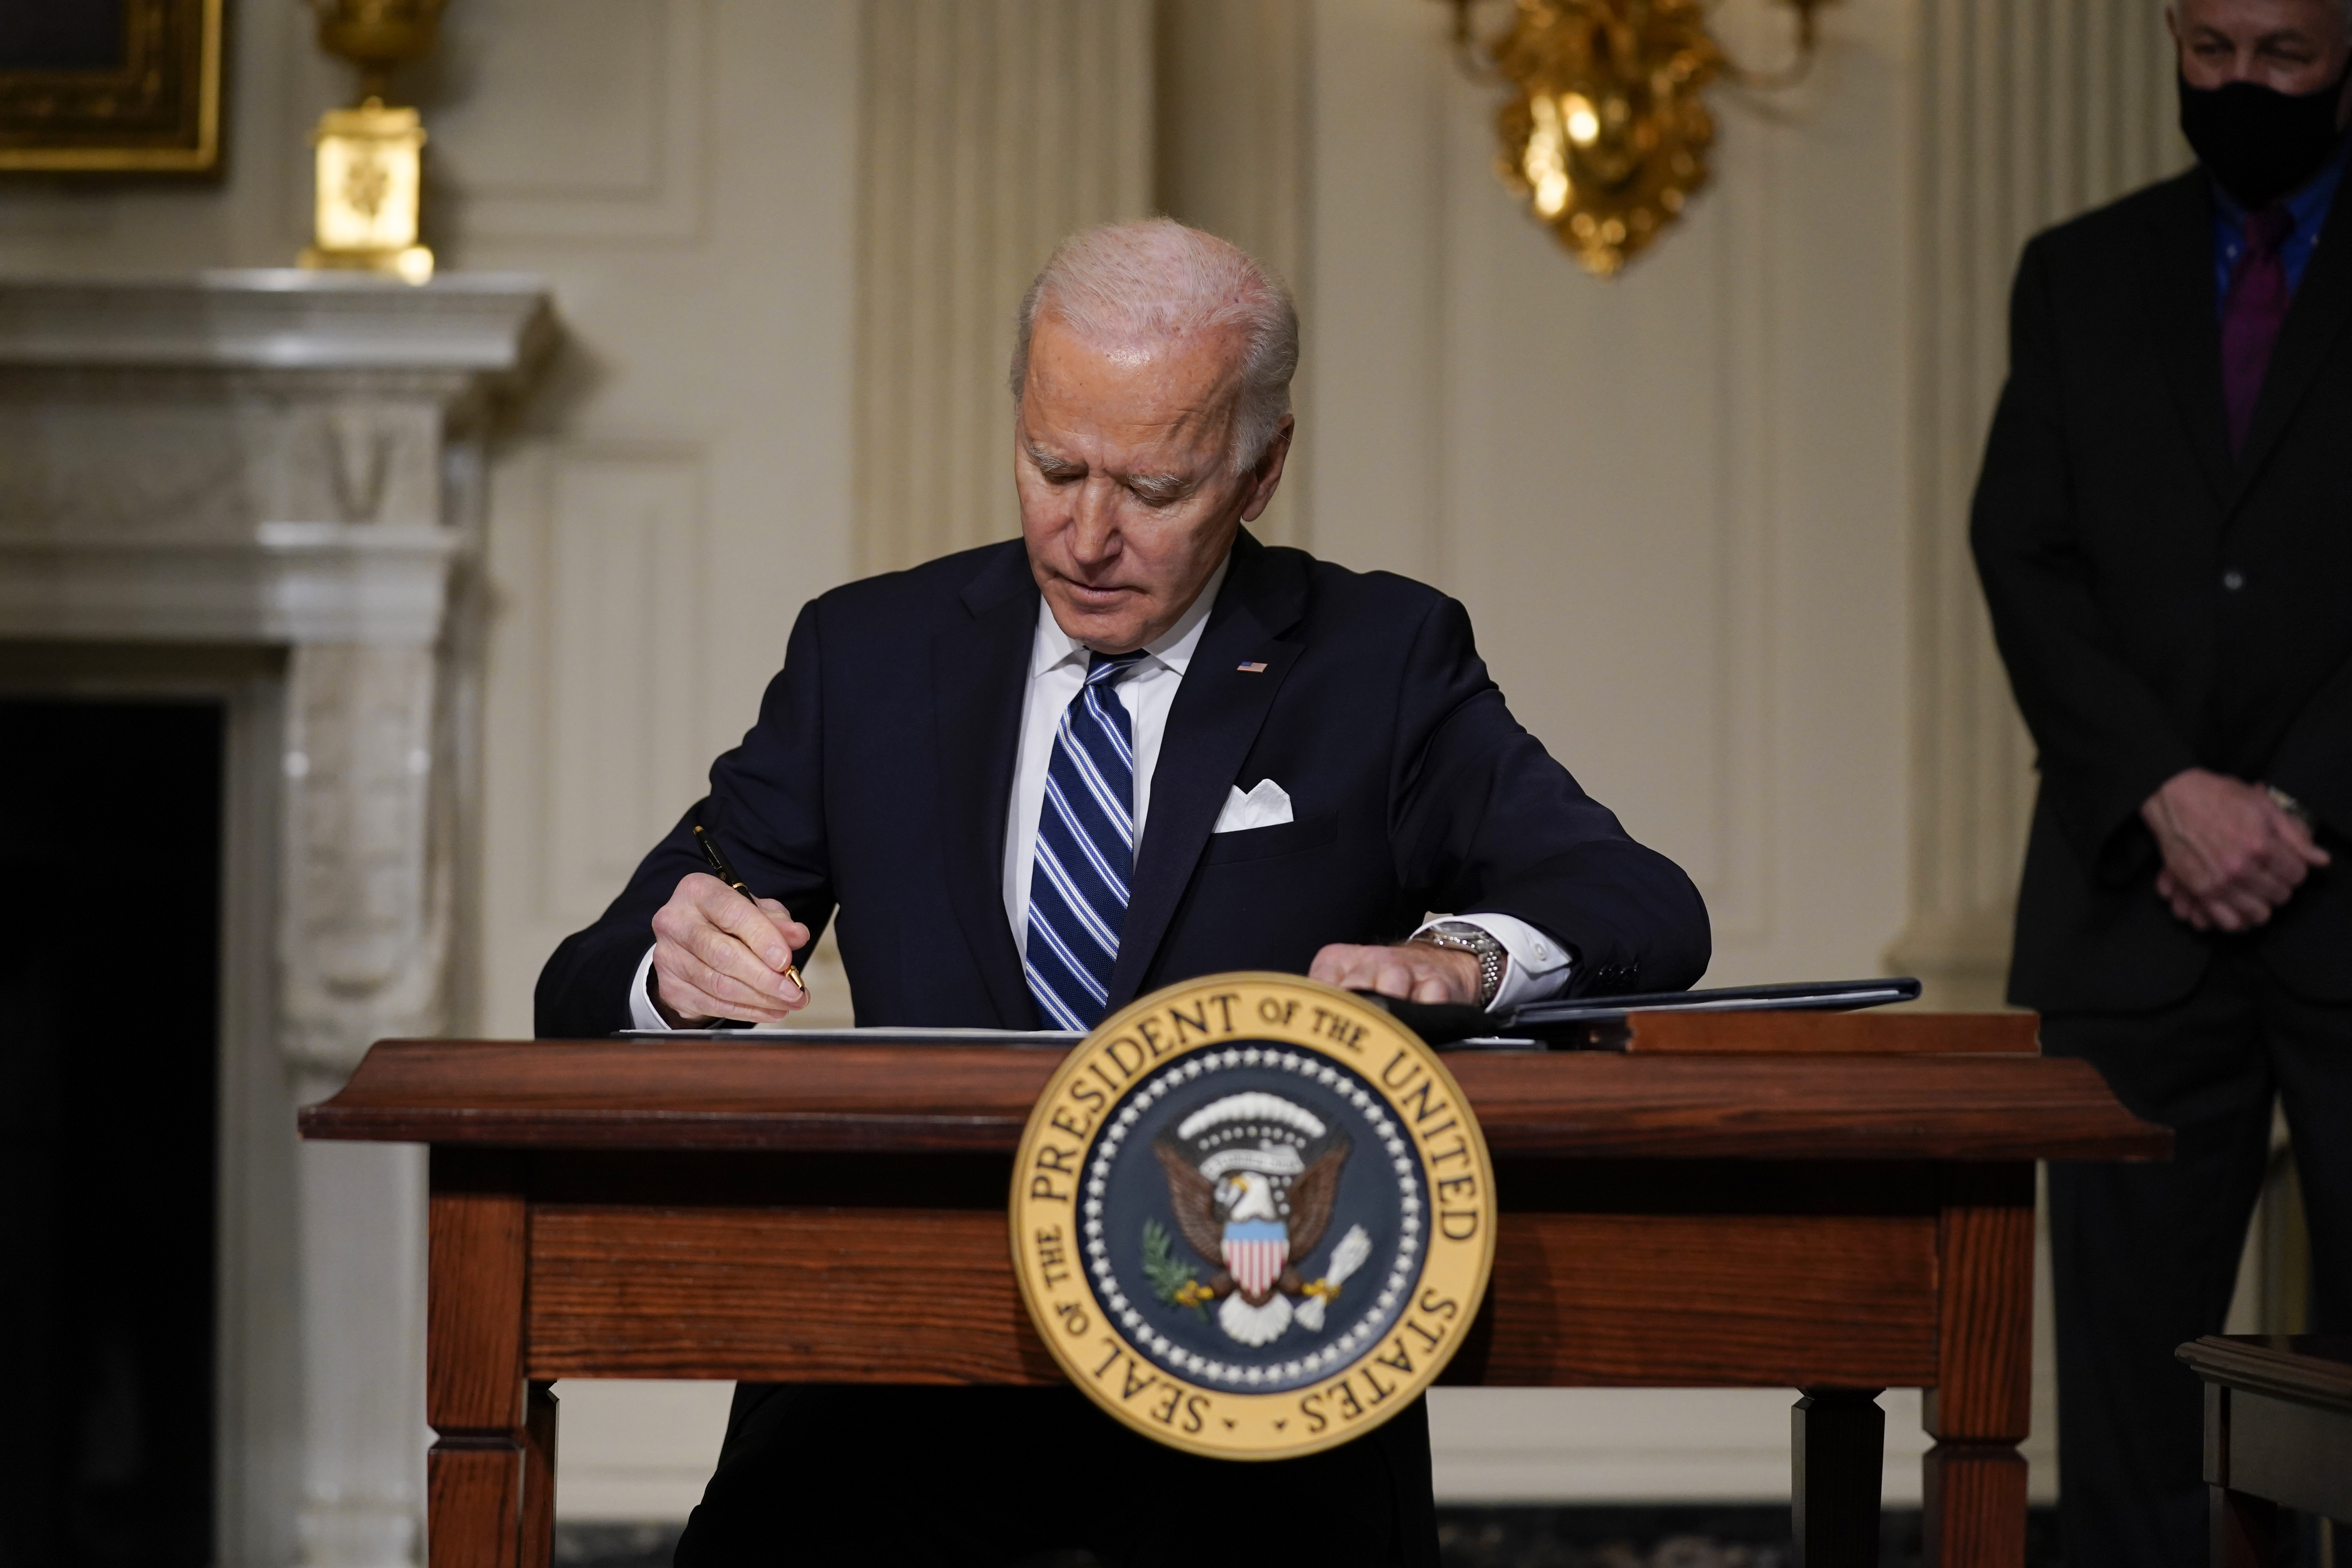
1794, 1387, 1884, 1567
427, 1150, 536, 1568
1922, 1440, 2027, 1568
521, 1383, 558, 1568
1922, 1167, 2034, 1568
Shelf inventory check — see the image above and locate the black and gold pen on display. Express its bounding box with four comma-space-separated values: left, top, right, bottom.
694, 822, 806, 997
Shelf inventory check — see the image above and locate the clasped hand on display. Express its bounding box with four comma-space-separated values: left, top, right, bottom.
2141, 768, 2329, 932
650, 873, 810, 1026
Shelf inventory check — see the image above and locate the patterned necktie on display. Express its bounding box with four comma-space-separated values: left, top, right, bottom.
1025, 649, 1149, 1030
2221, 205, 2295, 456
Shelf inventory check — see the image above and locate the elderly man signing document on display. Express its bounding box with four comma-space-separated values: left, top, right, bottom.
537, 220, 1709, 1567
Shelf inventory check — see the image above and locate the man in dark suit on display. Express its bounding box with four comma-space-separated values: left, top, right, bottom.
1971, 2, 2352, 1560
537, 219, 1708, 1566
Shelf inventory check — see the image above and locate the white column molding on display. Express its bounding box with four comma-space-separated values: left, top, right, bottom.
853, 0, 1153, 574
291, 1137, 431, 1568
1891, 0, 2188, 1010
1154, 0, 1310, 293
1154, 0, 1314, 548
0, 271, 552, 1568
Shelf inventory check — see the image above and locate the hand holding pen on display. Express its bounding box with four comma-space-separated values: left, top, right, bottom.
694, 824, 807, 996
643, 822, 810, 1025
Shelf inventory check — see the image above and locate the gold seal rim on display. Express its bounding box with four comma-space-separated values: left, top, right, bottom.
1009, 972, 1497, 1461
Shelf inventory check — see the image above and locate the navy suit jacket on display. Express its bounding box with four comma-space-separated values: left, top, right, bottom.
534, 531, 1710, 1036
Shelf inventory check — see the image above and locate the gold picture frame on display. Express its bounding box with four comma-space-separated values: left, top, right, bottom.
0, 0, 225, 174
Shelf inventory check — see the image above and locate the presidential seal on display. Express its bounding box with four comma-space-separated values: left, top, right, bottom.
1010, 973, 1497, 1461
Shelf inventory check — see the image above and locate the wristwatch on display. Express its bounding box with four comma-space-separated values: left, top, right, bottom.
1409, 920, 1507, 1008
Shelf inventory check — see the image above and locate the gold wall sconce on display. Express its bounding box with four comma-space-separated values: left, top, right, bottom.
1441, 0, 1828, 277
299, 0, 448, 283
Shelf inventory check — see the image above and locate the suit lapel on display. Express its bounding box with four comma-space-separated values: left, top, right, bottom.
2141, 171, 2234, 508
1106, 534, 1308, 1009
934, 544, 1042, 1028
2230, 172, 2352, 503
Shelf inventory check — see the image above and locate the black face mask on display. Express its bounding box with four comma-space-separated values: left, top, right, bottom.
2179, 64, 2352, 209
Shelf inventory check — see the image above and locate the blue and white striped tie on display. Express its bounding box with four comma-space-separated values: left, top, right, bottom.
1025, 649, 1148, 1030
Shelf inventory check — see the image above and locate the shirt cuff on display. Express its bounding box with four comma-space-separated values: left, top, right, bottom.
1412, 913, 1573, 1012
628, 943, 673, 1031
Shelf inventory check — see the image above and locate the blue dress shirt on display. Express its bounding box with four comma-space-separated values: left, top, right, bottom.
2211, 133, 2351, 312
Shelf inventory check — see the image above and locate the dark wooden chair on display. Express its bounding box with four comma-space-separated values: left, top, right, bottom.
2178, 1334, 2352, 1568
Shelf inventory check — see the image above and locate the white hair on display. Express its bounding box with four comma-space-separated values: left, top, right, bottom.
1009, 218, 1299, 472
2165, 0, 2352, 29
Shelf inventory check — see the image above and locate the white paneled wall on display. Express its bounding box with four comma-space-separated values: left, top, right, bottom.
1291, 0, 1915, 987
524, 446, 714, 926
855, 0, 1153, 573
1889, 0, 2191, 1005
1155, 0, 1314, 546
457, 0, 865, 1035
426, 0, 713, 243
1292, 0, 1918, 1503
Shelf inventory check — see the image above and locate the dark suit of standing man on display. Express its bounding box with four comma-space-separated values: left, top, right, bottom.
1972, 2, 2352, 1561
536, 219, 1709, 1566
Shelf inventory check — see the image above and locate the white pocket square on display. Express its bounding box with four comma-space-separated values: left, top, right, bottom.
1213, 779, 1294, 833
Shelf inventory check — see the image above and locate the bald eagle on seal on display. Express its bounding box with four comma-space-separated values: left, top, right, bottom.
1150, 1091, 1355, 1346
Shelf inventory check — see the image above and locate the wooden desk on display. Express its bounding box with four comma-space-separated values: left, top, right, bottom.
299, 1014, 2165, 1568
2179, 1335, 2352, 1566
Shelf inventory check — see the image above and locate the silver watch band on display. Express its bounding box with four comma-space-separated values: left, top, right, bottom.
1409, 921, 1506, 1007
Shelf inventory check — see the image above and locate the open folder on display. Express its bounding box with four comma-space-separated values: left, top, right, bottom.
1371, 975, 1923, 1049
618, 976, 1920, 1051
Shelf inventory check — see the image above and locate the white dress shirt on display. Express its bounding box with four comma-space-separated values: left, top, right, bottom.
629, 554, 1573, 1028
1002, 555, 1227, 949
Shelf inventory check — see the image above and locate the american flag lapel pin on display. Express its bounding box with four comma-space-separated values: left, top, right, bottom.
1237, 661, 1269, 673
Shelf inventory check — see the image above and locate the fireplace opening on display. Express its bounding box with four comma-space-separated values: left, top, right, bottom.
0, 699, 223, 1568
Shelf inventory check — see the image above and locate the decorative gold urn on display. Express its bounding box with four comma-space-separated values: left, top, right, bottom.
299, 0, 448, 283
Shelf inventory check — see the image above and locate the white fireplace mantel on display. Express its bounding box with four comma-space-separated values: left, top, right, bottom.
0, 271, 554, 373
0, 272, 551, 648
0, 270, 555, 1568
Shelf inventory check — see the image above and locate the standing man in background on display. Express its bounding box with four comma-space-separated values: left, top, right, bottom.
1973, 0, 2352, 1559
